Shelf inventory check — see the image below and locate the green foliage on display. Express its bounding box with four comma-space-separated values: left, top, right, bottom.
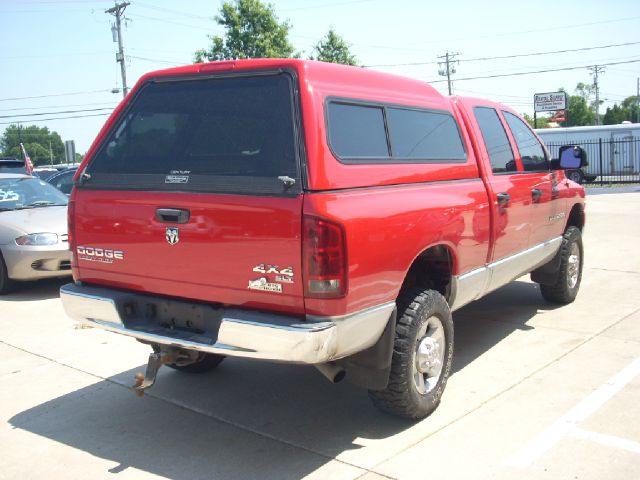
603, 95, 640, 125
194, 0, 296, 62
0, 124, 65, 166
523, 113, 550, 129
310, 28, 359, 66
563, 95, 596, 127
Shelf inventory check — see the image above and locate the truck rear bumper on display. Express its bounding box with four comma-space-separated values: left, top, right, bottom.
60, 283, 395, 364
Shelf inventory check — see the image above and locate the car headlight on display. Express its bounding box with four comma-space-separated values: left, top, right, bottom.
15, 233, 59, 246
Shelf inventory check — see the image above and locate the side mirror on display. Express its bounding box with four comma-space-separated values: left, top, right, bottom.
556, 145, 587, 169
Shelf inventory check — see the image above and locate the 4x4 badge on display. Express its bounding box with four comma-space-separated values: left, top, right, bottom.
166, 227, 179, 245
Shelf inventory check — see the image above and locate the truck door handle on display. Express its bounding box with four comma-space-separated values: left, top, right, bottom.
497, 193, 510, 207
531, 188, 542, 202
156, 208, 190, 224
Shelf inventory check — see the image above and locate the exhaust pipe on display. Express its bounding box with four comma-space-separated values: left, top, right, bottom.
315, 362, 346, 383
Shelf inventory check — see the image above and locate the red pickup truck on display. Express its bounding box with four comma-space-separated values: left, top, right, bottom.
60, 59, 585, 419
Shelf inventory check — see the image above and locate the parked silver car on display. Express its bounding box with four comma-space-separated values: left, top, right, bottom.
0, 174, 71, 293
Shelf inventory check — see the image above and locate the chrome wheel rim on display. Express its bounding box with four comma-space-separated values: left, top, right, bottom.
413, 316, 446, 395
567, 242, 580, 289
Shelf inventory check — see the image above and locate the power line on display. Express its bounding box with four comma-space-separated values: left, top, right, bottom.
426, 59, 640, 83
0, 107, 114, 120
280, 0, 379, 11
0, 89, 113, 102
0, 102, 118, 113
364, 40, 640, 68
127, 13, 213, 31
134, 1, 213, 20
128, 55, 185, 66
0, 113, 111, 126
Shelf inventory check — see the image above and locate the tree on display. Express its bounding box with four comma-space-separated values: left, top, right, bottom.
310, 28, 358, 66
554, 85, 597, 127
194, 0, 296, 62
523, 113, 550, 129
603, 95, 640, 125
0, 124, 65, 166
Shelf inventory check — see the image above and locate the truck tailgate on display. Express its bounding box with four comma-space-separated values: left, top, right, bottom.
73, 189, 305, 314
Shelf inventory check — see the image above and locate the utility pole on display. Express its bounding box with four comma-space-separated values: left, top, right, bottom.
438, 51, 460, 96
588, 65, 605, 125
106, 2, 130, 99
636, 77, 640, 123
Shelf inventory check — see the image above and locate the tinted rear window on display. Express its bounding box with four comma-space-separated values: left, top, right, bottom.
327, 101, 466, 163
328, 104, 389, 158
85, 73, 300, 195
387, 108, 466, 160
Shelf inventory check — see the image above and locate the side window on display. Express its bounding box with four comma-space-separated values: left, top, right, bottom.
473, 107, 516, 173
387, 108, 466, 160
502, 111, 549, 171
327, 103, 389, 158
327, 101, 467, 163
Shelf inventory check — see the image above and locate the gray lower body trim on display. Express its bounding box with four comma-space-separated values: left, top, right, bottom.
451, 236, 562, 311
59, 283, 395, 364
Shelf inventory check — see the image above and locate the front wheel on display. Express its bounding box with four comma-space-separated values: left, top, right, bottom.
0, 251, 13, 295
540, 226, 583, 304
368, 288, 454, 419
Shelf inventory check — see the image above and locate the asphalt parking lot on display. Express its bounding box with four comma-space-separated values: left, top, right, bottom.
1, 191, 639, 480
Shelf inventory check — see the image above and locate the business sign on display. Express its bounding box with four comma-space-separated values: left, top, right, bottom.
534, 91, 567, 112
65, 140, 76, 163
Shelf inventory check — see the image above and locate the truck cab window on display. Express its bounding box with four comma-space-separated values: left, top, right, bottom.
473, 107, 516, 174
502, 111, 549, 172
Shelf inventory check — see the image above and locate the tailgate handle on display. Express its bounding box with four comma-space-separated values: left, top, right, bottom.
156, 208, 190, 224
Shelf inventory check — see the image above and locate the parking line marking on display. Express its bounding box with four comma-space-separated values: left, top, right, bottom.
569, 427, 640, 454
508, 357, 640, 469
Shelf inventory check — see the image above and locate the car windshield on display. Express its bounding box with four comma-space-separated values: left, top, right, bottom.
0, 161, 27, 174
0, 177, 68, 211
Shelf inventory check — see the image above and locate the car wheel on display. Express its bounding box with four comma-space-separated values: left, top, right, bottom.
368, 288, 454, 419
0, 252, 13, 295
540, 226, 583, 304
567, 169, 584, 184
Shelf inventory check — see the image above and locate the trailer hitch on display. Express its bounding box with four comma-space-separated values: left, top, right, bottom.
132, 349, 179, 396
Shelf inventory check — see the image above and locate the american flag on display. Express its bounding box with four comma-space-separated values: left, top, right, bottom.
19, 142, 34, 175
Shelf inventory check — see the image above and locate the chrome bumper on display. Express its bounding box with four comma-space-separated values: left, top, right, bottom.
60, 283, 395, 364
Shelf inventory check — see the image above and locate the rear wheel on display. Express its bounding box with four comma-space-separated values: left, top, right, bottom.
368, 288, 454, 419
166, 352, 225, 373
540, 226, 583, 304
151, 345, 226, 373
567, 169, 584, 184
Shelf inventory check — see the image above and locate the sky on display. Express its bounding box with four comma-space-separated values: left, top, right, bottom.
1, 0, 639, 155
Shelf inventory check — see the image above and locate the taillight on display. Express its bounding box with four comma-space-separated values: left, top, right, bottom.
303, 216, 347, 299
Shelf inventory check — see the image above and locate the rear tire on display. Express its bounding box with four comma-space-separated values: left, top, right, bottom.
540, 226, 583, 304
166, 353, 225, 373
567, 169, 584, 184
150, 345, 226, 373
368, 288, 454, 419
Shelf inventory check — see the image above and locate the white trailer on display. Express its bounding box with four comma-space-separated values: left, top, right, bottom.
535, 124, 640, 179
